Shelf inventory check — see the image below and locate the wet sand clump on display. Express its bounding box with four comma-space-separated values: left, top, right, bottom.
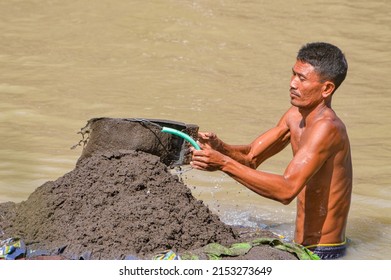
0, 150, 240, 259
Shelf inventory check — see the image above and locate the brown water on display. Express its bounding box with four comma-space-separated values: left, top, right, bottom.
0, 0, 390, 260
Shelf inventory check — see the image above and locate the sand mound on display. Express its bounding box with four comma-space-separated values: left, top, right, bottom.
1, 150, 240, 259
1, 119, 301, 260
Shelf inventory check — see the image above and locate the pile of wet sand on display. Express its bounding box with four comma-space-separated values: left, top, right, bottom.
0, 119, 297, 260
1, 150, 241, 259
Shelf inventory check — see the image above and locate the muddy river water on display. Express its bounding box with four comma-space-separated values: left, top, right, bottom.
0, 0, 390, 259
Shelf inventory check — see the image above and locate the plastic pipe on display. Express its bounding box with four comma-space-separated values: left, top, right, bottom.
161, 127, 201, 150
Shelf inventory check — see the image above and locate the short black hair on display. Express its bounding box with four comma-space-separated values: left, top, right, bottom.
297, 42, 348, 91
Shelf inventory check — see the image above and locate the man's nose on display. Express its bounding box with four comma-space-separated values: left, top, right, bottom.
290, 76, 298, 89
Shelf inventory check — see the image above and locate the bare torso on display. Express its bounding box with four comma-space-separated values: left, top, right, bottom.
285, 106, 353, 246
191, 58, 352, 249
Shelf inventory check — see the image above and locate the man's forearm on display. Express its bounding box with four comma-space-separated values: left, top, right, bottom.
221, 157, 297, 205
218, 142, 254, 168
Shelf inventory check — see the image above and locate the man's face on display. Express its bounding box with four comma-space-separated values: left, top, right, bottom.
289, 60, 325, 109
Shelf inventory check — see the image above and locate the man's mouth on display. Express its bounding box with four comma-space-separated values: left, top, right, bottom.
290, 90, 300, 97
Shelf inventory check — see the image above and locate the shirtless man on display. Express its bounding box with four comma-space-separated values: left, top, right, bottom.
190, 42, 352, 259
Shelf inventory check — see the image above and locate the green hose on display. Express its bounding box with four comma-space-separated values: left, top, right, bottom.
161, 127, 201, 150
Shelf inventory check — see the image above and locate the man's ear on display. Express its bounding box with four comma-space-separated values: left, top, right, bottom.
322, 81, 335, 98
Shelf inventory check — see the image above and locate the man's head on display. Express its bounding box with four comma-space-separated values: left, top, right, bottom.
297, 42, 348, 92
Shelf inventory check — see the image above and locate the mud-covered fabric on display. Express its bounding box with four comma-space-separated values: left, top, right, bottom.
74, 118, 198, 166
181, 237, 320, 260
0, 238, 26, 260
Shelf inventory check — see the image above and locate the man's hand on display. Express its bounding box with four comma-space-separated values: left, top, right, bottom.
197, 132, 222, 151
190, 131, 226, 171
190, 146, 227, 171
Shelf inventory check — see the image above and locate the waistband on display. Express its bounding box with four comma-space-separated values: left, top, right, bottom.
304, 238, 347, 249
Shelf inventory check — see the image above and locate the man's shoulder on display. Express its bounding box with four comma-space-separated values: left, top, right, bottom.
280, 106, 300, 122
279, 107, 303, 130
307, 115, 348, 152
313, 110, 347, 134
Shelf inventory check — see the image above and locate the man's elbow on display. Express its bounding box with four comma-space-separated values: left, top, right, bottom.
279, 180, 301, 205
280, 196, 295, 205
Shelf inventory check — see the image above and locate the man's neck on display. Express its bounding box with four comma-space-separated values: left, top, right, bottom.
298, 103, 331, 126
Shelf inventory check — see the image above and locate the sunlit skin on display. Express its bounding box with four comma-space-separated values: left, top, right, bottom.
190, 60, 352, 246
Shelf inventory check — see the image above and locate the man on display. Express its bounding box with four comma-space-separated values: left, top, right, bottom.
190, 42, 352, 259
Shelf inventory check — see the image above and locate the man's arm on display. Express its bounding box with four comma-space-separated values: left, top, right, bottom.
196, 111, 291, 169
191, 119, 339, 205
